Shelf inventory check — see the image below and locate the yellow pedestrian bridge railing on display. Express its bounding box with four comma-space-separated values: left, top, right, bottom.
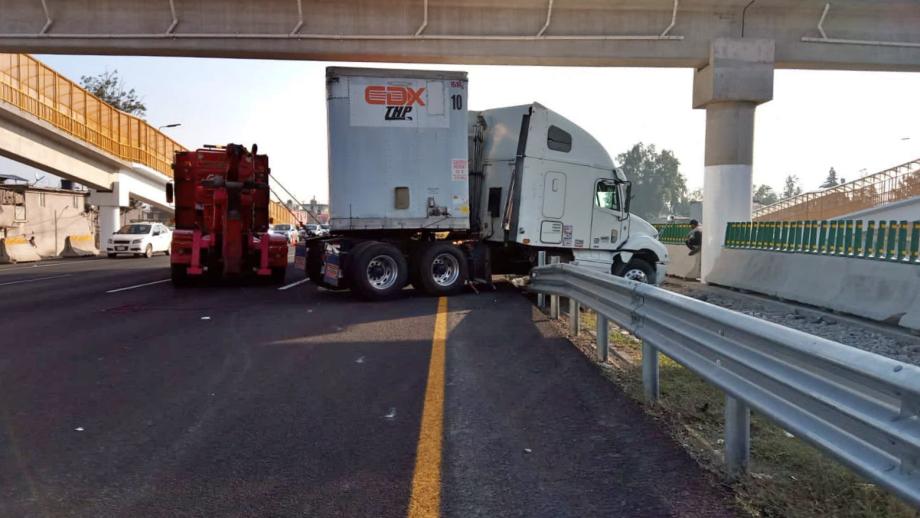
753, 159, 920, 222
0, 53, 183, 178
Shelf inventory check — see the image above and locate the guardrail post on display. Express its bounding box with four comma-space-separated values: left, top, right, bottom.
569, 298, 579, 335
596, 314, 608, 362
642, 341, 659, 401
724, 395, 751, 479
536, 251, 546, 308
549, 256, 560, 319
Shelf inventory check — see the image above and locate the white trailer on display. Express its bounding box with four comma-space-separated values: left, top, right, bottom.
310, 67, 668, 300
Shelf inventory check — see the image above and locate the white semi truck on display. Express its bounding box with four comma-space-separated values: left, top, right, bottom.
307, 67, 668, 299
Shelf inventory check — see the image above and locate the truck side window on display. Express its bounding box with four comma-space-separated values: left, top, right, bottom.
547, 125, 572, 153
595, 181, 620, 211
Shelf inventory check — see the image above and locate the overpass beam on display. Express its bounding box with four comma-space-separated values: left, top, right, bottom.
693, 38, 774, 282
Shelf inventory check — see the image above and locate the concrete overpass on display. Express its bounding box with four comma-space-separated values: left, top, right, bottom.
1, 0, 916, 278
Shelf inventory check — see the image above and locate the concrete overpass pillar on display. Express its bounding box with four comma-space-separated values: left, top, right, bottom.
88, 179, 129, 250
693, 38, 774, 282
98, 205, 121, 251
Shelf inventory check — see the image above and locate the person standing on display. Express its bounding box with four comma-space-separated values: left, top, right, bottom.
685, 219, 702, 256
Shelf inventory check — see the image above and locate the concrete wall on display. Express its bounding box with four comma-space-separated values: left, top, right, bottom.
1, 188, 95, 257
707, 248, 920, 332
665, 243, 701, 280
833, 195, 920, 223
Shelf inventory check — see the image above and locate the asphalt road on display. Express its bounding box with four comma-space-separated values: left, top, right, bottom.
0, 256, 735, 517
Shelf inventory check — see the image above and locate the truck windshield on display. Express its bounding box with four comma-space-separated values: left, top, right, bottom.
595, 182, 620, 211
117, 224, 151, 234
274, 225, 292, 231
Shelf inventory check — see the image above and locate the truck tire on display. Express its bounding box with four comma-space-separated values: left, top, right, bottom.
350, 242, 408, 301
415, 242, 468, 296
616, 257, 655, 284
171, 264, 191, 287
270, 266, 287, 284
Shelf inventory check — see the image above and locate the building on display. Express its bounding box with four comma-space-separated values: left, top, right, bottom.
0, 181, 96, 257
301, 197, 329, 224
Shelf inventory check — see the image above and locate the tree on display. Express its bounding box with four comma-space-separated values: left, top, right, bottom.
782, 175, 803, 199
753, 184, 779, 206
819, 167, 840, 189
79, 70, 146, 116
616, 143, 688, 220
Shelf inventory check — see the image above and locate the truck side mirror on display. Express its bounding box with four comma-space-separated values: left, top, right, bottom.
619, 181, 632, 219
165, 182, 174, 204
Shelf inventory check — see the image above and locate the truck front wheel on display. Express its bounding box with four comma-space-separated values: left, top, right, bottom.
416, 242, 468, 296
350, 242, 408, 301
615, 258, 655, 284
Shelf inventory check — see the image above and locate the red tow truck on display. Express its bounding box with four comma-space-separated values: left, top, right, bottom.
166, 144, 289, 285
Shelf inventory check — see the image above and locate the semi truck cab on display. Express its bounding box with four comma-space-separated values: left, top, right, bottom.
473, 103, 669, 283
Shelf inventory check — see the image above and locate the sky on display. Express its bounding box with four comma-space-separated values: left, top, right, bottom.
2, 54, 918, 204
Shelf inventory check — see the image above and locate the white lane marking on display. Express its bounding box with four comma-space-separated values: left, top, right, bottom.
278, 278, 308, 291
105, 279, 170, 293
0, 274, 71, 287
0, 259, 99, 272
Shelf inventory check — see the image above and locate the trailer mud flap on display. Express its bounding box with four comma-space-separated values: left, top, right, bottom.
294, 243, 307, 271
323, 252, 341, 287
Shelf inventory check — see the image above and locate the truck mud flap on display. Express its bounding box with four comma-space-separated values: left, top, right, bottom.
323, 252, 341, 287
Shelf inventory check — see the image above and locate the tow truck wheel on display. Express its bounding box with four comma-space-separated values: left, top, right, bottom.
171, 264, 191, 287
616, 258, 655, 284
351, 242, 408, 301
270, 266, 287, 284
416, 242, 468, 296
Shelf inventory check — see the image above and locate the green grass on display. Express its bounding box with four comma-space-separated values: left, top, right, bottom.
573, 309, 919, 518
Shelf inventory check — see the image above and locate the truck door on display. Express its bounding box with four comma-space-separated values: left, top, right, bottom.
589, 179, 628, 250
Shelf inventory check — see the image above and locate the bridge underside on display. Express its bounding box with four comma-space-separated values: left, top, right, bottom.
0, 0, 917, 71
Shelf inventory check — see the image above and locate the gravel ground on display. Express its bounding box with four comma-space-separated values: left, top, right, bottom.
662, 278, 920, 366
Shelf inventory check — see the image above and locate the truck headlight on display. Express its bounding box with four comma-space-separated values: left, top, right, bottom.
132, 238, 143, 244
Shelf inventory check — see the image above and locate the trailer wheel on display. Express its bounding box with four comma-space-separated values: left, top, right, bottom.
615, 258, 655, 284
350, 242, 408, 301
416, 242, 468, 296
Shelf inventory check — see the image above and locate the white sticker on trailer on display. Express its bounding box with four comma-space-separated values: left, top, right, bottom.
452, 159, 468, 181
349, 77, 450, 128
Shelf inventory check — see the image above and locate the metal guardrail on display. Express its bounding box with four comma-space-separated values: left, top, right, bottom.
529, 263, 920, 507
753, 159, 920, 221
0, 53, 183, 177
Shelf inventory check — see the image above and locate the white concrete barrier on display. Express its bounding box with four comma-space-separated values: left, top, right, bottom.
0, 236, 42, 264
61, 234, 99, 257
707, 248, 920, 332
664, 243, 701, 280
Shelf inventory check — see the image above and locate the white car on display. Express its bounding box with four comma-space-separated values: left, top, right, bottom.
269, 223, 299, 243
106, 223, 172, 258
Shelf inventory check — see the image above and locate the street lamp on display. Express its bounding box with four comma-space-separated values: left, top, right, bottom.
158, 123, 182, 131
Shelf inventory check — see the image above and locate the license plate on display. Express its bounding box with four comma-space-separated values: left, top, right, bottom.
116, 246, 127, 251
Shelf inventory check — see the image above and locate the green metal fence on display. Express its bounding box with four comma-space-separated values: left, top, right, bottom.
724, 219, 920, 264
654, 223, 692, 245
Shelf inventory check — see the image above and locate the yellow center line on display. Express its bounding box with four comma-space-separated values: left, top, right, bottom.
408, 296, 448, 518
